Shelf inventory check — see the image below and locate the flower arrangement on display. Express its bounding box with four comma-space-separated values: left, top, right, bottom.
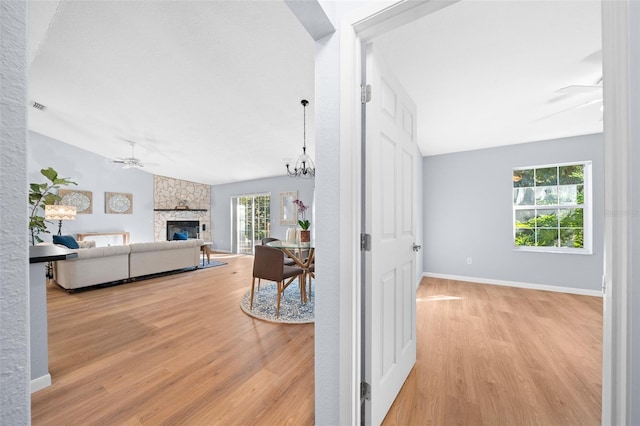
293, 199, 310, 230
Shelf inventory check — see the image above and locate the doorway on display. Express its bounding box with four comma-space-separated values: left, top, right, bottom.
231, 193, 270, 255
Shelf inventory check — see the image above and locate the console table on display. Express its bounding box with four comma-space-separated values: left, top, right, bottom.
77, 231, 130, 245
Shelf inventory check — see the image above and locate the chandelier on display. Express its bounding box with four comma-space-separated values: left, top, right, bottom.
286, 99, 315, 178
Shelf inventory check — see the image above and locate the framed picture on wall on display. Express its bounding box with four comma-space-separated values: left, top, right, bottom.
105, 192, 133, 214
280, 191, 298, 225
58, 189, 93, 214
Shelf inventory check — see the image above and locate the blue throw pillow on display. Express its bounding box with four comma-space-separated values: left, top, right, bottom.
173, 232, 188, 240
53, 234, 79, 249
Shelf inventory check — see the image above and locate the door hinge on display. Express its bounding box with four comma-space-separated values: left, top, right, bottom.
361, 84, 372, 104
360, 233, 371, 251
360, 381, 371, 401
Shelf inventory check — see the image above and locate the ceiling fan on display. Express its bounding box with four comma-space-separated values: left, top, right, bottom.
113, 140, 144, 168
532, 77, 603, 123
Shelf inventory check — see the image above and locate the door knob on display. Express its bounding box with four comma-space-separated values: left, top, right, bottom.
412, 244, 422, 252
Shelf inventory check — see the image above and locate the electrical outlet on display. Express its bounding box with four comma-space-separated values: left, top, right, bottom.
466, 257, 472, 265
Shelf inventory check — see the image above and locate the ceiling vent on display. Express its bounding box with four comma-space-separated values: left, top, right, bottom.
31, 101, 46, 111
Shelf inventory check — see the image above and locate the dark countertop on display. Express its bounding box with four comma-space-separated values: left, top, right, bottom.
29, 245, 78, 264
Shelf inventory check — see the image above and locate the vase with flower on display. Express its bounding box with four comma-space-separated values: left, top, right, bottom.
293, 199, 311, 243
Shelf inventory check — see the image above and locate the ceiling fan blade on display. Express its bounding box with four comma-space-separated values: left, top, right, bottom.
531, 98, 603, 123
555, 85, 602, 95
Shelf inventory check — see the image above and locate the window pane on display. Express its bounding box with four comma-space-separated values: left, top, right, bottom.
536, 228, 559, 246
559, 208, 583, 228
560, 228, 584, 248
559, 164, 584, 185
577, 185, 584, 204
536, 209, 558, 227
515, 209, 535, 227
514, 169, 534, 188
515, 228, 535, 246
535, 186, 558, 205
536, 167, 557, 186
513, 188, 535, 205
558, 185, 578, 205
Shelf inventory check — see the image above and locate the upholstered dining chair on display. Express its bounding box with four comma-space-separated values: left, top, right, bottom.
251, 245, 304, 317
261, 237, 297, 266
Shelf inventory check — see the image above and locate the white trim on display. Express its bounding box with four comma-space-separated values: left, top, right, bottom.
601, 1, 632, 423
338, 2, 461, 423
30, 373, 51, 393
422, 272, 603, 297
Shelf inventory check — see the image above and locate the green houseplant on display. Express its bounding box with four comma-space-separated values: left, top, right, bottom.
29, 167, 76, 245
293, 199, 311, 243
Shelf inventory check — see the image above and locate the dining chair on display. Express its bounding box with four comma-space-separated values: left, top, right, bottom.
251, 245, 304, 317
262, 237, 297, 266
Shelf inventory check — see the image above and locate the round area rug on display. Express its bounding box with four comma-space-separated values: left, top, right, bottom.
240, 279, 314, 324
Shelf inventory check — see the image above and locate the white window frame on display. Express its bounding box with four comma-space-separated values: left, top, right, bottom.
513, 161, 592, 254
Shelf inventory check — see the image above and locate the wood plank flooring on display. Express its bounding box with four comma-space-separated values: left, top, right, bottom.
32, 258, 602, 425
382, 278, 602, 426
32, 253, 315, 425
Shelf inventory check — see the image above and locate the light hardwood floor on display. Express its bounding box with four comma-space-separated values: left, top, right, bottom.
32, 257, 602, 425
383, 278, 602, 425
32, 253, 314, 425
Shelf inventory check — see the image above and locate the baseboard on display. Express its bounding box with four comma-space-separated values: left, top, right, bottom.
31, 373, 51, 393
422, 272, 603, 297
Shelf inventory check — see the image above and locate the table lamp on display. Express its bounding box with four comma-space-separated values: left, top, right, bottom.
45, 205, 77, 235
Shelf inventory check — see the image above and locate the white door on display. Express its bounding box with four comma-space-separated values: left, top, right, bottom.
364, 43, 417, 425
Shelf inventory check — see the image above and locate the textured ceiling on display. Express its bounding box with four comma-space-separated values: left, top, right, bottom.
28, 0, 315, 185
29, 1, 602, 184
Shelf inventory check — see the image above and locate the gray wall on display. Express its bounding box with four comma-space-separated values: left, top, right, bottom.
415, 145, 424, 286
423, 133, 604, 291
0, 1, 30, 422
28, 131, 155, 244
629, 0, 640, 419
210, 175, 315, 251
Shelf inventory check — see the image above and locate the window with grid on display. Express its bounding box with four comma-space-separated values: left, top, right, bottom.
513, 162, 592, 253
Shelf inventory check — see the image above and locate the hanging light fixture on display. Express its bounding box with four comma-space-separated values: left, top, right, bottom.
285, 99, 315, 178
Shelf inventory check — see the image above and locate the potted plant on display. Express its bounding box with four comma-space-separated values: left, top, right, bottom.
29, 167, 76, 245
293, 199, 311, 243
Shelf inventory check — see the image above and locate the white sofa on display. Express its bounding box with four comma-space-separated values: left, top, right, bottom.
54, 239, 204, 290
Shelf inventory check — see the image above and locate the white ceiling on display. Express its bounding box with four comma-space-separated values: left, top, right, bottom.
375, 0, 602, 156
28, 0, 315, 185
28, 0, 602, 185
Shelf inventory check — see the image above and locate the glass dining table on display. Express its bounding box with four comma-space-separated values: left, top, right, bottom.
266, 239, 315, 302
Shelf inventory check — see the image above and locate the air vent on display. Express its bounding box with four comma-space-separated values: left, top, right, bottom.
31, 101, 46, 110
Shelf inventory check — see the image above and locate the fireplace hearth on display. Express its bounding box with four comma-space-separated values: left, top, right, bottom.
167, 220, 199, 240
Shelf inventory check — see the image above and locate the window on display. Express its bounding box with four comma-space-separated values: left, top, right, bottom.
513, 162, 591, 253
234, 193, 270, 255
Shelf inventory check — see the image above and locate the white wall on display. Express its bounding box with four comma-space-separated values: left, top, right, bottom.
0, 1, 29, 423
210, 175, 314, 252
28, 131, 155, 244
423, 133, 604, 292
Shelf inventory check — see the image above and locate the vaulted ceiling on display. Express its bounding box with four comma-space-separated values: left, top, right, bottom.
28, 0, 601, 185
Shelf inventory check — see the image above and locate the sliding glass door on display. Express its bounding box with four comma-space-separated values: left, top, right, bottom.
234, 193, 270, 255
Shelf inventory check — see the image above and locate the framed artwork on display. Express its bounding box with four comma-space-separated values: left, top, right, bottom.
58, 189, 93, 214
105, 192, 133, 214
280, 191, 298, 225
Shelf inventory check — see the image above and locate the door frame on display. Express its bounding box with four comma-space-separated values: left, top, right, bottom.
336, 0, 632, 423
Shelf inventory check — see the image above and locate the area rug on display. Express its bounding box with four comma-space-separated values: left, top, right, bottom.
240, 279, 314, 324
198, 259, 227, 269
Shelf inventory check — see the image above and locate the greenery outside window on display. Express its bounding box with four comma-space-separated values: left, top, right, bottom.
513, 162, 592, 253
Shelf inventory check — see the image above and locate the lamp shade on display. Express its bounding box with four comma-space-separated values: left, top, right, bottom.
45, 205, 77, 221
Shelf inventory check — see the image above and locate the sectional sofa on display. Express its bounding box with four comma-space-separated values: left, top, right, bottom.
54, 239, 204, 290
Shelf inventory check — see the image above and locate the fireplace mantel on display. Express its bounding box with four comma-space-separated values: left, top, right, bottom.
154, 208, 208, 212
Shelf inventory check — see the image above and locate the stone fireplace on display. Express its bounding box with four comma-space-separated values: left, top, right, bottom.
166, 220, 200, 240
153, 175, 212, 242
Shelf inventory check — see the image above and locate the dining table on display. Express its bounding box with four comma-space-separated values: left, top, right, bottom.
266, 239, 315, 303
